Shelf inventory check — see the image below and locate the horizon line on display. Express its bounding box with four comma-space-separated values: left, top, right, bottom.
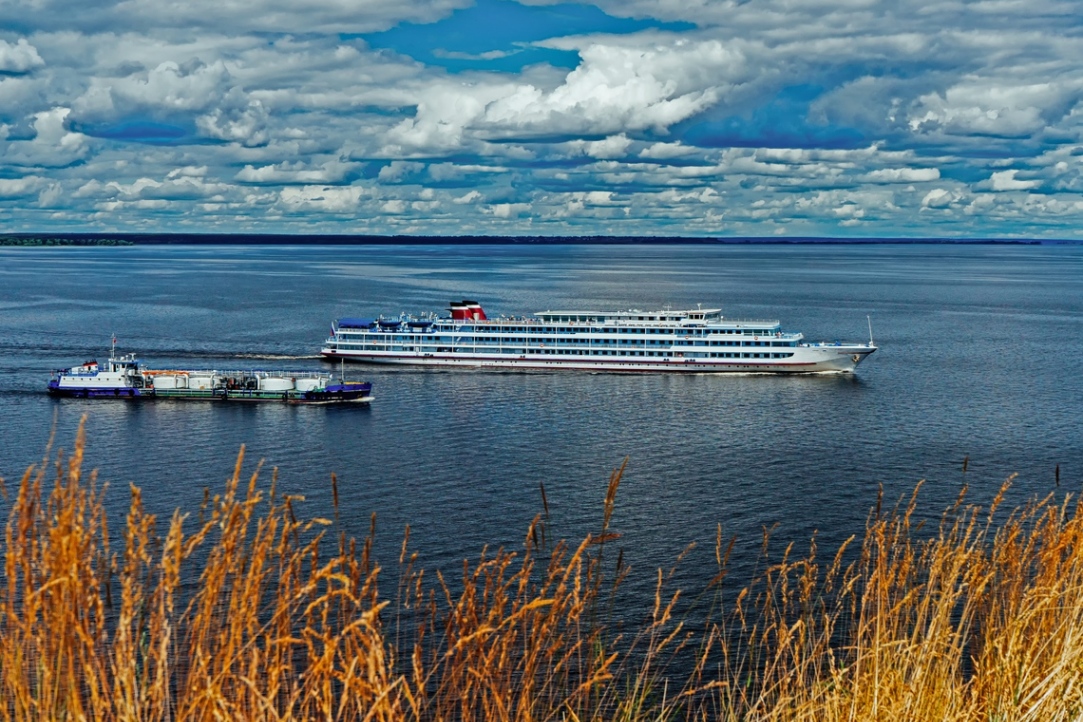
3, 233, 1080, 246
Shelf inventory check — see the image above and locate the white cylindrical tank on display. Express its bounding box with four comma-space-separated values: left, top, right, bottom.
154, 375, 179, 389
260, 377, 295, 391
189, 375, 213, 390
294, 378, 322, 392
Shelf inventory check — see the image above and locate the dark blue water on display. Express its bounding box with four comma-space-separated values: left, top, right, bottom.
1, 243, 1080, 600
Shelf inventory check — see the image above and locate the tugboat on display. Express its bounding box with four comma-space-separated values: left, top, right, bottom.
49, 340, 372, 404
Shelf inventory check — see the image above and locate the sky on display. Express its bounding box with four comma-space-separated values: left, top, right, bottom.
1, 0, 1082, 238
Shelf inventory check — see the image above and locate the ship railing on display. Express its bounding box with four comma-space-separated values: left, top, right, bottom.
712, 318, 780, 325
142, 369, 334, 379
221, 370, 334, 378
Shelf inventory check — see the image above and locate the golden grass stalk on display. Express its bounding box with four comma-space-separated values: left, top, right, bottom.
3, 421, 1083, 721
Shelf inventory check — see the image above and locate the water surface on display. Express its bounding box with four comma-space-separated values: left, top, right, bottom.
1, 243, 1080, 598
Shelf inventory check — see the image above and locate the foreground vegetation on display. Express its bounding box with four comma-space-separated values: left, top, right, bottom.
2, 424, 1082, 721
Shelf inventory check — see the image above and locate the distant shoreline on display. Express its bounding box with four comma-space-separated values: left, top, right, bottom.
2, 233, 1078, 246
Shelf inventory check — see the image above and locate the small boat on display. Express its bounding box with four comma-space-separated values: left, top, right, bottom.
49, 342, 373, 404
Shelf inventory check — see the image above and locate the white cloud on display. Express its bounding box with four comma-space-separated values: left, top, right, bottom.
3, 0, 1083, 236
1, 0, 473, 35
921, 188, 958, 208
38, 182, 63, 206
279, 185, 365, 213
197, 98, 270, 147
0, 176, 45, 197
985, 169, 1041, 191
0, 38, 45, 73
908, 81, 1071, 138
2, 107, 89, 168
378, 160, 425, 183
484, 38, 741, 136
75, 174, 233, 202
453, 190, 482, 204
109, 59, 230, 112
640, 141, 696, 159
582, 134, 634, 160
236, 160, 357, 184
865, 168, 940, 182
166, 165, 208, 179
487, 202, 532, 218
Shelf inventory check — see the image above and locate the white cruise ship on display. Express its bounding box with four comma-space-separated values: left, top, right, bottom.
321, 300, 876, 373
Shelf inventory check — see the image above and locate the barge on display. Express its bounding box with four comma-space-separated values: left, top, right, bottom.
49, 345, 373, 404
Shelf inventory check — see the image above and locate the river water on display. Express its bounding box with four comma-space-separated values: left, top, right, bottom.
1, 242, 1080, 599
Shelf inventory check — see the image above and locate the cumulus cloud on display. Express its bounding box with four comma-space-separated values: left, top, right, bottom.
378, 160, 426, 183
0, 176, 45, 197
38, 182, 63, 206
0, 0, 472, 35
3, 0, 1083, 235
0, 38, 45, 74
580, 134, 634, 159
640, 141, 696, 159
102, 59, 230, 114
453, 190, 483, 204
279, 185, 365, 213
2, 107, 89, 167
167, 165, 208, 179
197, 98, 270, 147
865, 167, 940, 182
484, 38, 742, 135
984, 169, 1042, 191
236, 160, 358, 184
921, 188, 959, 209
75, 174, 233, 202
487, 202, 532, 218
908, 81, 1071, 138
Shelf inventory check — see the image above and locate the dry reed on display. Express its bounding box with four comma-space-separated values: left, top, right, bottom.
2, 421, 1083, 721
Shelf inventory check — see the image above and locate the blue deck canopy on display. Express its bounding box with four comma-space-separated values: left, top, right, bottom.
338, 318, 376, 329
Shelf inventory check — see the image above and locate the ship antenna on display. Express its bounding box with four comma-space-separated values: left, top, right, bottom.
111, 332, 116, 359
867, 315, 874, 347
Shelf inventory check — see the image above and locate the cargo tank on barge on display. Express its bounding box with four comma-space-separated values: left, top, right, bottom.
48, 345, 372, 404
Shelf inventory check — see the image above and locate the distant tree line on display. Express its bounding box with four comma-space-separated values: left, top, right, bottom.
0, 233, 1061, 246
0, 236, 134, 246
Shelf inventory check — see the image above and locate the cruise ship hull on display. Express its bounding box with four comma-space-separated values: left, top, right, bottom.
320, 345, 875, 374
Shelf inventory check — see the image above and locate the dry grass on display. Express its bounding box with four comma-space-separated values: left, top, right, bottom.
2, 421, 1083, 721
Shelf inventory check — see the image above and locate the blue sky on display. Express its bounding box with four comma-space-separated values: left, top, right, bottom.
1, 0, 1082, 237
